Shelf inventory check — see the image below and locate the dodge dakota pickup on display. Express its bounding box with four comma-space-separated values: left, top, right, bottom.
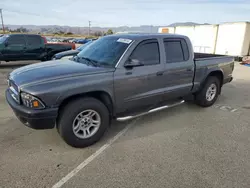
6, 34, 234, 147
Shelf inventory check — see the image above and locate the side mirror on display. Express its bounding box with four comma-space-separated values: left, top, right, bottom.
4, 42, 8, 47
124, 58, 143, 68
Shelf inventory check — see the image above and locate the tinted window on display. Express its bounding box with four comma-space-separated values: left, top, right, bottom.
181, 39, 189, 60
7, 35, 25, 45
130, 40, 160, 65
0, 35, 9, 43
77, 36, 131, 67
164, 40, 184, 63
26, 35, 41, 45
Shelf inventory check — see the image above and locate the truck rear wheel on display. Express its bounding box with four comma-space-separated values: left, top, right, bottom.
57, 97, 110, 148
194, 76, 220, 107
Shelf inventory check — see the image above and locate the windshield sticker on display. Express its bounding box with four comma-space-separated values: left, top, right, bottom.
117, 38, 132, 44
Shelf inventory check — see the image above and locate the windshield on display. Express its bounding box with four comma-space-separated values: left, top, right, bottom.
0, 35, 8, 43
76, 41, 93, 51
76, 36, 132, 67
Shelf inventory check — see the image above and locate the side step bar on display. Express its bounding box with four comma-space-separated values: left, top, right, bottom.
116, 100, 185, 122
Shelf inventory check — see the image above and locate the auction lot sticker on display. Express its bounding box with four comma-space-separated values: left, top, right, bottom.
117, 38, 132, 44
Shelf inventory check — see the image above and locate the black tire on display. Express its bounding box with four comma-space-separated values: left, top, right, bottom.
57, 97, 110, 148
40, 57, 48, 62
194, 76, 220, 107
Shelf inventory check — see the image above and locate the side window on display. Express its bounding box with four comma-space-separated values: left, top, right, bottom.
26, 36, 41, 46
164, 40, 184, 63
7, 36, 25, 46
181, 39, 189, 61
130, 39, 160, 65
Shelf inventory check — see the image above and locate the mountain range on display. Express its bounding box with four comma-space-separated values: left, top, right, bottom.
5, 22, 209, 34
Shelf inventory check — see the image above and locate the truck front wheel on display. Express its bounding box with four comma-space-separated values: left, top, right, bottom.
57, 97, 110, 148
195, 76, 220, 107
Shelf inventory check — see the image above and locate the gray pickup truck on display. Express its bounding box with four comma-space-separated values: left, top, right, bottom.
6, 34, 234, 147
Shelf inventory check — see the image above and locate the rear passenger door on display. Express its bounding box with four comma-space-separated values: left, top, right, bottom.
162, 38, 194, 99
24, 35, 44, 60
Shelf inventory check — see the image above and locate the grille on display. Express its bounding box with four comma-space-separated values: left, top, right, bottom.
9, 80, 18, 92
8, 79, 20, 104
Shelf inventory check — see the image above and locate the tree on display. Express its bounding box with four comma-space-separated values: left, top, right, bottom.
15, 27, 29, 33
93, 31, 102, 37
106, 29, 113, 35
58, 30, 64, 35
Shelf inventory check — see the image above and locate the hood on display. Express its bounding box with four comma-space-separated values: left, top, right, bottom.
55, 50, 80, 58
9, 60, 114, 87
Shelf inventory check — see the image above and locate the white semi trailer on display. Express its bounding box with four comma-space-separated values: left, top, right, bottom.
158, 22, 250, 62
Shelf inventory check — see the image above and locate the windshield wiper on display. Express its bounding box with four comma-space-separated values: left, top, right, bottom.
97, 61, 112, 67
73, 54, 80, 62
81, 57, 99, 67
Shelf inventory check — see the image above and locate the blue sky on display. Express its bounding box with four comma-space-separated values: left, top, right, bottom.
0, 0, 250, 27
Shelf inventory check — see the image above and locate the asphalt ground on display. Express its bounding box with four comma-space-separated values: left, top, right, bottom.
0, 61, 250, 188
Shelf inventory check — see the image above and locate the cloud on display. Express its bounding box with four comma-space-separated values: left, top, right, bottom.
1, 0, 250, 26
51, 9, 65, 13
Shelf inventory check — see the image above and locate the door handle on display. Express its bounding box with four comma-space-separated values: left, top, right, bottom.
125, 72, 132, 75
156, 71, 164, 76
186, 68, 193, 71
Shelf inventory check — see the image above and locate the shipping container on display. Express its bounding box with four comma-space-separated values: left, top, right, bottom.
215, 22, 250, 57
158, 22, 250, 59
192, 25, 218, 54
175, 26, 195, 44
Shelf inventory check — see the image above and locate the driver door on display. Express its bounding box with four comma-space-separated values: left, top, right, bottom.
2, 35, 26, 60
114, 39, 166, 114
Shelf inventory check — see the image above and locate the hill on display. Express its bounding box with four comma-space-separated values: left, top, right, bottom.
4, 22, 208, 34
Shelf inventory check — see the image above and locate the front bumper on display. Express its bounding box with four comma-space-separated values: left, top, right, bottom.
6, 89, 58, 129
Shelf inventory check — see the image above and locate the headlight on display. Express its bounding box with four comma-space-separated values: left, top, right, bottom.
21, 92, 45, 109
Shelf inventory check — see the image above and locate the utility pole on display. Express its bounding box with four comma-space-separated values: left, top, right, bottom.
0, 8, 5, 34
88, 21, 91, 36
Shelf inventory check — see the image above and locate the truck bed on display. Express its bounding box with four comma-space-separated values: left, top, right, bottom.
192, 52, 234, 93
194, 53, 234, 69
194, 53, 227, 59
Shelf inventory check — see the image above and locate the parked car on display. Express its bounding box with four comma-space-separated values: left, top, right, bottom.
0, 34, 75, 62
52, 41, 93, 60
71, 38, 93, 44
72, 38, 83, 43
6, 34, 234, 148
76, 39, 92, 44
62, 38, 74, 43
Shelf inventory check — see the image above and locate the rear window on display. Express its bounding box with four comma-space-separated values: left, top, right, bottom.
164, 39, 189, 63
26, 35, 41, 45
